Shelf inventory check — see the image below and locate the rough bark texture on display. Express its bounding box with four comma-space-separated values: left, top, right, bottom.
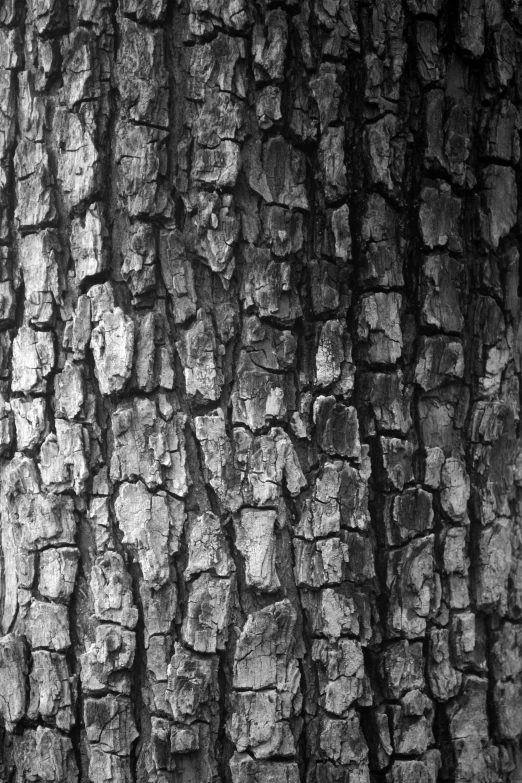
0, 1, 522, 782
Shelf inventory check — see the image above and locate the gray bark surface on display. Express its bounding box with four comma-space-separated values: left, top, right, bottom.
0, 0, 521, 781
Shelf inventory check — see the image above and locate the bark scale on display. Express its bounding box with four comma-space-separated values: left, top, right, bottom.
0, 0, 521, 782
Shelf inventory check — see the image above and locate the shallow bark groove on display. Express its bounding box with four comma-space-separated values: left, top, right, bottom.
0, 0, 521, 781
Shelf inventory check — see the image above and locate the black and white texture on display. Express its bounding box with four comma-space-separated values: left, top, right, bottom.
0, 1, 521, 782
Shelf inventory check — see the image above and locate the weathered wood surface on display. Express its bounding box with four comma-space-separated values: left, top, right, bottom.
0, 1, 521, 781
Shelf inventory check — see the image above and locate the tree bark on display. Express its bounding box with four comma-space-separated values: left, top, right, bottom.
0, 0, 521, 781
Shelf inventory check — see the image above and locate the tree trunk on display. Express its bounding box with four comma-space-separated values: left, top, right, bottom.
0, 0, 521, 781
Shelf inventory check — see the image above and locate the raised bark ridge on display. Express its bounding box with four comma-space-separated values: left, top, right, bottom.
0, 1, 521, 782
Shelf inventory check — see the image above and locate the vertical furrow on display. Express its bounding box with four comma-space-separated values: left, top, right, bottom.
410, 1, 522, 782
352, 3, 441, 782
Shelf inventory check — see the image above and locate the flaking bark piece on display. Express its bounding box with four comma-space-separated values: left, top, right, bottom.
181, 572, 233, 653
28, 650, 75, 731
385, 536, 436, 638
357, 292, 403, 365
91, 308, 135, 396
233, 599, 299, 694
185, 511, 233, 579
110, 397, 189, 497
234, 508, 280, 592
90, 552, 139, 630
167, 643, 219, 724
84, 694, 138, 756
38, 547, 79, 601
81, 624, 136, 696
227, 689, 296, 758
115, 481, 184, 589
12, 326, 54, 394
13, 726, 78, 783
0, 634, 27, 731
19, 229, 61, 327
230, 752, 300, 783
23, 600, 71, 652
312, 638, 367, 715
11, 397, 48, 450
